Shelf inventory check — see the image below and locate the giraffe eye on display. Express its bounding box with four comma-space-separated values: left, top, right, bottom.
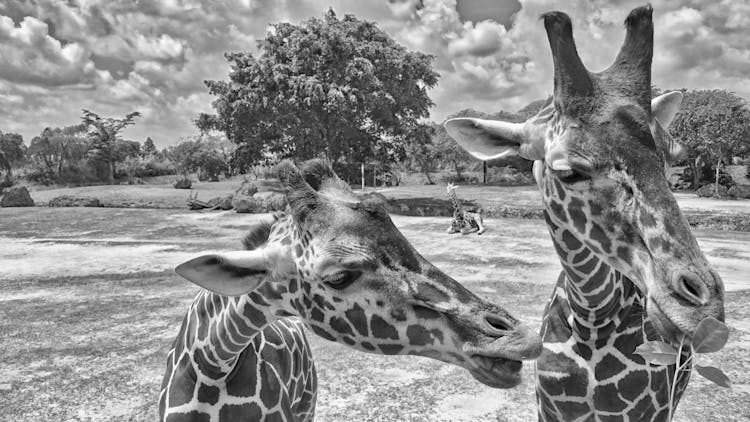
556, 168, 589, 184
323, 270, 362, 290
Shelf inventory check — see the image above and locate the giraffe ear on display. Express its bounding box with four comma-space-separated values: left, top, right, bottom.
651, 91, 687, 165
652, 91, 682, 129
444, 118, 545, 161
175, 250, 276, 296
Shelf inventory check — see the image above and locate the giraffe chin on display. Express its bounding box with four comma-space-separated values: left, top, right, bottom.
467, 355, 523, 388
646, 299, 690, 347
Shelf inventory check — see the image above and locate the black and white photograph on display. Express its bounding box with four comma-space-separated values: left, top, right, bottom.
0, 0, 748, 421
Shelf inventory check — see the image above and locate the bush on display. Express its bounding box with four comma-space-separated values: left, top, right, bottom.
440, 173, 479, 185
486, 166, 534, 185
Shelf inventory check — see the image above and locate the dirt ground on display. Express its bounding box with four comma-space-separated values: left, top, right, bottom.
1, 208, 749, 421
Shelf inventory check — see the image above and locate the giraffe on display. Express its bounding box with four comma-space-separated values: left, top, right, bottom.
160, 159, 543, 422
443, 6, 725, 422
446, 183, 486, 235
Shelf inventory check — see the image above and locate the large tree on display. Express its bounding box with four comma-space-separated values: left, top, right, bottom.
81, 109, 141, 183
669, 89, 750, 190
0, 132, 26, 181
203, 9, 438, 171
27, 125, 88, 182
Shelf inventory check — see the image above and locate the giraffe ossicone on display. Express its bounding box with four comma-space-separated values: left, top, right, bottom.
445, 5, 725, 422
160, 159, 542, 421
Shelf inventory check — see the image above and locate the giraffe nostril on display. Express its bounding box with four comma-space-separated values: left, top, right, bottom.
485, 315, 512, 333
673, 270, 710, 306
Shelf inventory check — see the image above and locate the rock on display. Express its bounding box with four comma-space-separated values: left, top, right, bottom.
232, 179, 286, 213
0, 186, 34, 207
728, 185, 750, 199
207, 195, 234, 210
233, 191, 287, 213
696, 184, 729, 198
173, 178, 192, 189
48, 195, 102, 207
234, 180, 259, 199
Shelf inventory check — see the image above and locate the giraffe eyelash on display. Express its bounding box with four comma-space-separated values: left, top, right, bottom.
322, 269, 362, 290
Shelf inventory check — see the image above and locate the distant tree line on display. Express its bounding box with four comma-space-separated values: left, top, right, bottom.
2, 10, 749, 191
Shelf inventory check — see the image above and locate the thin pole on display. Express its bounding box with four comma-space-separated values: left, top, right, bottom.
361, 163, 365, 190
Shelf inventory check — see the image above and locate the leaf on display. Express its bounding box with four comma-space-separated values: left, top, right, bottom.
695, 365, 732, 388
692, 317, 729, 353
634, 341, 678, 365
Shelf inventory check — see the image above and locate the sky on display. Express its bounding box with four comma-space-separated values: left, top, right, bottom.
0, 0, 748, 147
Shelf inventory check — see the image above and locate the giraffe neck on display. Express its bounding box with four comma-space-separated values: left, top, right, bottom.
448, 190, 464, 221
536, 209, 692, 422
549, 232, 640, 337
181, 283, 295, 377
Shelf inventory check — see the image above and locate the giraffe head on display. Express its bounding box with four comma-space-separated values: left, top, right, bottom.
176, 159, 542, 388
446, 182, 457, 194
444, 6, 724, 345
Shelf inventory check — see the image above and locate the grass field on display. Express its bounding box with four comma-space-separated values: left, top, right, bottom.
1, 207, 749, 421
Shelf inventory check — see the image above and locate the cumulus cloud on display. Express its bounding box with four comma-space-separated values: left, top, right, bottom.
0, 0, 749, 145
0, 16, 101, 86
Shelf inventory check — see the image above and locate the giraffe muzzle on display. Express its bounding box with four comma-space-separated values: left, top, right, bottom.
467, 355, 524, 388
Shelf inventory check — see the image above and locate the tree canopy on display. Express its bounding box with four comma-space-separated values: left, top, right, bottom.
669, 89, 750, 187
81, 109, 141, 183
202, 9, 438, 171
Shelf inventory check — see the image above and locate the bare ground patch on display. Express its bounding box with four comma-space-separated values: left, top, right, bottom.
0, 208, 748, 421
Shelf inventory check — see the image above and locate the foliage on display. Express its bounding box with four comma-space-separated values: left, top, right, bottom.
670, 90, 750, 190
27, 125, 89, 184
81, 109, 141, 183
118, 155, 175, 183
203, 9, 438, 169
0, 132, 26, 167
635, 317, 731, 421
166, 135, 229, 181
404, 124, 439, 184
141, 137, 158, 157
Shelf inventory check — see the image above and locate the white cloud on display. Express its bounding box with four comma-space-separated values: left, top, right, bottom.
0, 0, 749, 145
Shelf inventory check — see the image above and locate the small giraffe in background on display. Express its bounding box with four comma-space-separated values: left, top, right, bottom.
160, 159, 541, 422
446, 183, 486, 235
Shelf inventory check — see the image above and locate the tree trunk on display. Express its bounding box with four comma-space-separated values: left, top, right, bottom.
690, 159, 699, 190
715, 155, 721, 198
108, 159, 115, 184
483, 161, 487, 184
423, 170, 434, 185
453, 160, 462, 180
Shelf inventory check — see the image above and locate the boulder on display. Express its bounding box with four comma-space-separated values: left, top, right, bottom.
696, 184, 729, 198
173, 178, 192, 189
234, 180, 259, 199
232, 179, 286, 213
728, 185, 750, 199
48, 195, 102, 207
234, 191, 287, 214
0, 186, 34, 207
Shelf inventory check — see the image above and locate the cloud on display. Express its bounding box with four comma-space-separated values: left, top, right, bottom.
0, 15, 101, 87
0, 0, 749, 146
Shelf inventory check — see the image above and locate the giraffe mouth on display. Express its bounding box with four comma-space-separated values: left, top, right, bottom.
468, 355, 523, 388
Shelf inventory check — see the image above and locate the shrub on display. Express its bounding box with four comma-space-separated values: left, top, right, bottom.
486, 166, 534, 185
